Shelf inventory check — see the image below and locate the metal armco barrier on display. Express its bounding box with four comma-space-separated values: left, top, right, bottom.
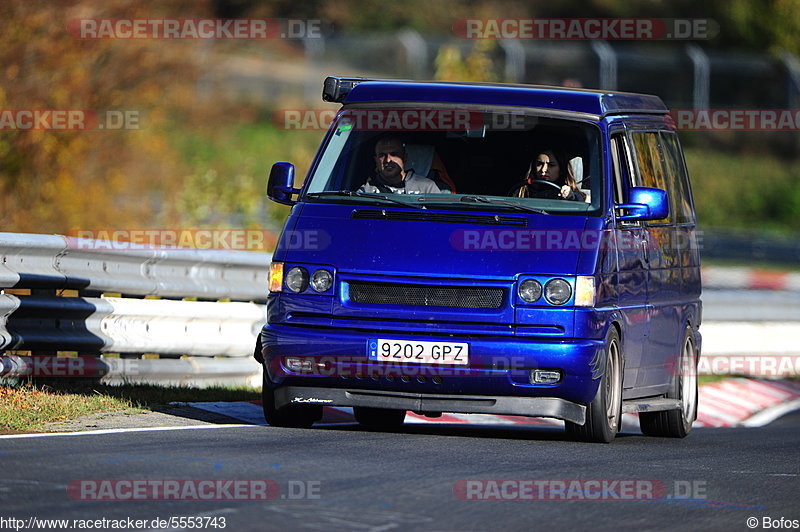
0, 232, 270, 386
2, 232, 799, 385
0, 295, 266, 356
0, 354, 262, 388
0, 232, 269, 299
701, 229, 800, 265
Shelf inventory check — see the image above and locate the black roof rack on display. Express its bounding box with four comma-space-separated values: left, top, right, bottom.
322, 76, 406, 103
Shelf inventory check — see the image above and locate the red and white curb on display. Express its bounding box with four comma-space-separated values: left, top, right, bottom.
187, 378, 800, 431
696, 378, 800, 427
702, 266, 800, 291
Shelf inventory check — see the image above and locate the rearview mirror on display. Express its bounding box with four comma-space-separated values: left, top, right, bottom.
616, 187, 669, 221
267, 162, 300, 205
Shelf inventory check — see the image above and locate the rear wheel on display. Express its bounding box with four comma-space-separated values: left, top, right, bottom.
354, 407, 406, 428
261, 373, 322, 428
566, 327, 623, 443
639, 327, 697, 438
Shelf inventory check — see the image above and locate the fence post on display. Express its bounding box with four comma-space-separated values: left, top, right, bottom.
499, 40, 525, 83
304, 36, 326, 103
397, 29, 428, 79
686, 44, 710, 110
780, 51, 800, 108
591, 41, 617, 90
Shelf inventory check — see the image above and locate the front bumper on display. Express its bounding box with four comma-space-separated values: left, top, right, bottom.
260, 322, 606, 409
275, 386, 587, 424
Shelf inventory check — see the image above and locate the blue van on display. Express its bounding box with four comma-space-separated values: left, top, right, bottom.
256, 77, 702, 442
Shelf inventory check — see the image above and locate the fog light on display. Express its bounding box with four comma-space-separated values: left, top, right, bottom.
285, 357, 313, 373
531, 369, 562, 384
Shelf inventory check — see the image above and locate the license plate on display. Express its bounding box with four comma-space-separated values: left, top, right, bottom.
367, 339, 469, 365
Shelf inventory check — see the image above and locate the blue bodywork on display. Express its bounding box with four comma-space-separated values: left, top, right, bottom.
342, 81, 667, 115
258, 80, 702, 424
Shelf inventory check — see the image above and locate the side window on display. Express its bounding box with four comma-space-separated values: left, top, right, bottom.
660, 132, 696, 224
630, 131, 671, 224
610, 133, 632, 205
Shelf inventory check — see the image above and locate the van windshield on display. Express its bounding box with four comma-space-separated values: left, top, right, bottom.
303, 106, 603, 214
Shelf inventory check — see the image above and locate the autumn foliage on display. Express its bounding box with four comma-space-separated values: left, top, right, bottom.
0, 0, 244, 234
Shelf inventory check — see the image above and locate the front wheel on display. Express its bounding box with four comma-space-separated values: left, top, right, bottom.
261, 373, 322, 428
639, 326, 697, 438
566, 327, 623, 443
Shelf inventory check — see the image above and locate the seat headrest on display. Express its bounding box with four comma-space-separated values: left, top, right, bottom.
404, 144, 434, 177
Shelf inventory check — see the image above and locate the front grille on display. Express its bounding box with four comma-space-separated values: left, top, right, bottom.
348, 281, 504, 309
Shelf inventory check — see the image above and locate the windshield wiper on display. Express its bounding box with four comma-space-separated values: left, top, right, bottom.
420, 195, 548, 214
305, 191, 425, 209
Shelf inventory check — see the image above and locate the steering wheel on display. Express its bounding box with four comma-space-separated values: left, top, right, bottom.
506, 179, 562, 197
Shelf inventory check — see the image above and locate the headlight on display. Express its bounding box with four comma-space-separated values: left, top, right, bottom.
285, 266, 309, 293
518, 279, 542, 303
268, 262, 283, 292
311, 269, 333, 292
544, 278, 571, 305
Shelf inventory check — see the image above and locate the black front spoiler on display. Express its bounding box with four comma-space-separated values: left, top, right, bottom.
274, 386, 586, 425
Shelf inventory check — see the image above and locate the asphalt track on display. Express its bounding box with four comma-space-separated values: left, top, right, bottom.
1, 410, 798, 531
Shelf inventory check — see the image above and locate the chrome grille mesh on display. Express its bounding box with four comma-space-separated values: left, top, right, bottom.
348, 282, 504, 309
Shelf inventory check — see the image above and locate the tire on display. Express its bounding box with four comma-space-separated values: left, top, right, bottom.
253, 334, 264, 363
261, 373, 322, 428
353, 406, 406, 428
639, 326, 697, 438
566, 327, 623, 443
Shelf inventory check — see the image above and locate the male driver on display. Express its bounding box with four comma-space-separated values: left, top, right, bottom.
358, 135, 440, 194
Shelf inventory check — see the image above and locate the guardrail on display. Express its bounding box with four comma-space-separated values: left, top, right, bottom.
702, 229, 800, 266
1, 232, 798, 386
0, 233, 268, 299
0, 233, 270, 387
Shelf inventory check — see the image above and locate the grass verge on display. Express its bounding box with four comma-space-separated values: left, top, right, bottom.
0, 384, 139, 433
0, 379, 261, 433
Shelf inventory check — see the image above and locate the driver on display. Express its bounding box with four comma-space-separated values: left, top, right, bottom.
358, 135, 441, 194
511, 149, 585, 201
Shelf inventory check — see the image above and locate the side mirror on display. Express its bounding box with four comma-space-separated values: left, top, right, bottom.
616, 186, 669, 221
267, 162, 300, 205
